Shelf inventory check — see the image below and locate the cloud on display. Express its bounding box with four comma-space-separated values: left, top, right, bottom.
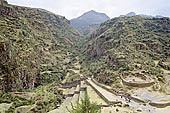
8, 0, 170, 19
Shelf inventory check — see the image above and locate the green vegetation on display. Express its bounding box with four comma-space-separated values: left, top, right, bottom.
69, 95, 101, 113
81, 16, 170, 89
0, 2, 82, 112
0, 1, 81, 92
0, 92, 33, 112
0, 83, 63, 113
1, 1, 170, 112
29, 83, 63, 113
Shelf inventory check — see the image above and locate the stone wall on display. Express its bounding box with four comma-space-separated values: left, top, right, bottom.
91, 78, 147, 104
149, 102, 170, 108
60, 77, 87, 88
85, 80, 121, 105
120, 75, 155, 88
91, 78, 119, 95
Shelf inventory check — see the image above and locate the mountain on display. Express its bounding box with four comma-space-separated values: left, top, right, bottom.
0, 1, 84, 112
82, 16, 170, 88
86, 16, 170, 60
120, 12, 164, 18
138, 14, 153, 18
126, 12, 136, 16
155, 15, 164, 18
70, 10, 110, 36
120, 12, 136, 17
0, 1, 82, 91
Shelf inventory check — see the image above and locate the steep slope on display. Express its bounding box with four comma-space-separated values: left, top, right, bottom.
83, 16, 170, 88
80, 16, 170, 113
70, 10, 110, 36
0, 1, 81, 91
87, 16, 170, 58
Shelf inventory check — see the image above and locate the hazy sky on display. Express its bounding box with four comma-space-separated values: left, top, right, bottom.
8, 0, 170, 19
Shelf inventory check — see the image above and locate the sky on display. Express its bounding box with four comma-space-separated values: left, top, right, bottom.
8, 0, 170, 20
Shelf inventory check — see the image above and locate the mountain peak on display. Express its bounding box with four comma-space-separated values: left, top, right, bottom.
71, 10, 110, 27
70, 10, 110, 36
120, 12, 164, 18
78, 10, 110, 20
81, 10, 98, 17
120, 12, 136, 17
126, 12, 136, 16
88, 10, 97, 13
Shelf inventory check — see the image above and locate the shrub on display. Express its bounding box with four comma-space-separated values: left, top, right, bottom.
68, 95, 101, 113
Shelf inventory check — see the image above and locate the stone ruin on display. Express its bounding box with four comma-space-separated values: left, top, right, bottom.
120, 72, 155, 88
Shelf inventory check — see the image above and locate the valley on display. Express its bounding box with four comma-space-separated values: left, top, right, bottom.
0, 0, 170, 113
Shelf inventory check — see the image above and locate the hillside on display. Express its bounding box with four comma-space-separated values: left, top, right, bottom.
1, 1, 170, 113
70, 10, 110, 36
0, 1, 82, 91
82, 16, 170, 91
0, 1, 84, 112
86, 16, 170, 58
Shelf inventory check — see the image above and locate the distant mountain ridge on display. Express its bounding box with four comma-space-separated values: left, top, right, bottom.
120, 12, 164, 18
70, 10, 110, 36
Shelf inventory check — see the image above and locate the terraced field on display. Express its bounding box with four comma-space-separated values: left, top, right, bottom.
48, 80, 86, 113
45, 57, 170, 113
51, 77, 170, 112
